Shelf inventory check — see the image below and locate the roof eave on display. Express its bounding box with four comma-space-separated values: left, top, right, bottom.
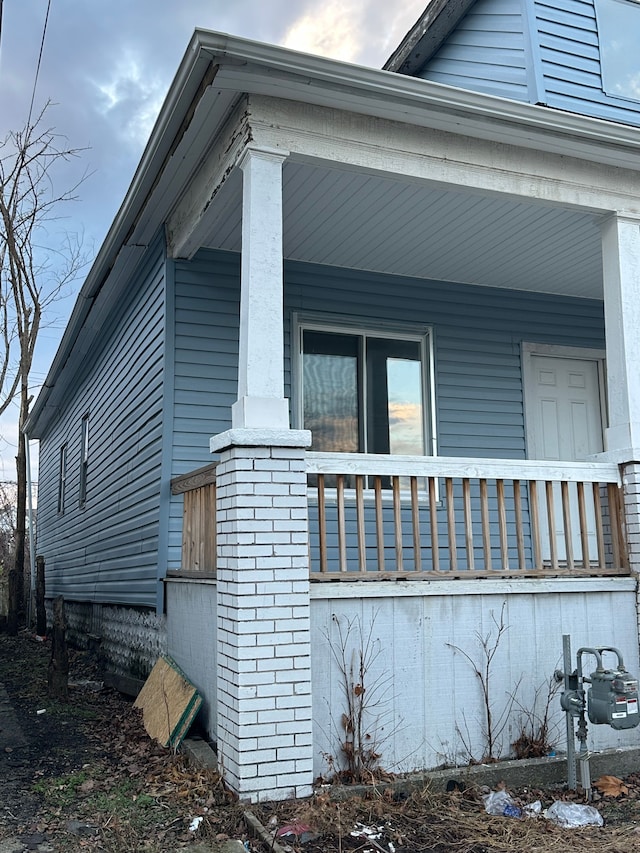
25, 30, 640, 437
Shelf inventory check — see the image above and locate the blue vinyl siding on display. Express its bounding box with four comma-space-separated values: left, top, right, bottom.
170, 249, 604, 462
35, 239, 166, 606
418, 0, 531, 101
284, 259, 604, 574
167, 250, 240, 571
535, 0, 640, 125
284, 259, 604, 458
165, 249, 605, 572
414, 0, 640, 126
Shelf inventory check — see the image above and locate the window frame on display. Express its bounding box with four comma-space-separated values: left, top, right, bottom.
595, 0, 640, 104
79, 414, 89, 509
292, 312, 437, 457
57, 444, 67, 514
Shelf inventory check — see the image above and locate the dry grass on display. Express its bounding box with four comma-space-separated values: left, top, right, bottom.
252, 782, 640, 852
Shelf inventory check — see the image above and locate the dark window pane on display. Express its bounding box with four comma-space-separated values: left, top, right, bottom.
366, 338, 424, 455
303, 331, 360, 452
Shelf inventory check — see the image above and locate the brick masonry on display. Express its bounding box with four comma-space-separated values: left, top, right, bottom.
215, 438, 313, 802
621, 462, 640, 653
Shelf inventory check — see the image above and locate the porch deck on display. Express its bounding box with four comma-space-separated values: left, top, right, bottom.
171, 453, 627, 579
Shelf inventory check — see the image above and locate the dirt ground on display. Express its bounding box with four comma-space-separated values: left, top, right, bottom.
2, 632, 640, 853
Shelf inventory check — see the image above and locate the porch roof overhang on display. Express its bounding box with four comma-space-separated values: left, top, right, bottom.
26, 29, 640, 437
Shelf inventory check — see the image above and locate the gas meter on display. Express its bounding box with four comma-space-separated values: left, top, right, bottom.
558, 638, 639, 795
586, 649, 639, 729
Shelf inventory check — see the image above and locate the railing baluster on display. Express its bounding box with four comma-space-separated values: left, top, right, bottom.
317, 474, 328, 574
593, 481, 606, 570
529, 481, 542, 570
411, 476, 422, 572
545, 481, 559, 572
480, 478, 491, 571
616, 486, 629, 570
204, 483, 217, 570
183, 490, 195, 570
608, 483, 623, 570
446, 477, 457, 573
428, 476, 440, 573
356, 475, 366, 574
337, 474, 347, 572
374, 476, 385, 572
561, 480, 574, 572
577, 481, 590, 568
393, 476, 404, 571
513, 480, 525, 571
462, 478, 474, 571
496, 479, 509, 570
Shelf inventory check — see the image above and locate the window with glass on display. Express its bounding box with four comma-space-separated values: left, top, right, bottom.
57, 444, 67, 514
298, 321, 434, 457
596, 0, 640, 101
79, 415, 89, 508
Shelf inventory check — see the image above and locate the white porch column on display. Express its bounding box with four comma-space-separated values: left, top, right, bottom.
232, 146, 290, 431
601, 215, 640, 583
601, 214, 640, 457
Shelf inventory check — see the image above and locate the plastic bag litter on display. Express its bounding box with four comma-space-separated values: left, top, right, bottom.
523, 800, 542, 817
483, 790, 522, 818
544, 801, 604, 828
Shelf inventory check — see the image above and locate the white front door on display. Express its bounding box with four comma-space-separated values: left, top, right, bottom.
524, 346, 605, 562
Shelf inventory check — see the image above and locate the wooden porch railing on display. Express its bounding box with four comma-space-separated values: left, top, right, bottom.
170, 454, 628, 580
306, 453, 628, 579
170, 463, 217, 576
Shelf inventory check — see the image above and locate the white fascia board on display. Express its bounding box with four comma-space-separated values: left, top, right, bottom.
196, 32, 640, 169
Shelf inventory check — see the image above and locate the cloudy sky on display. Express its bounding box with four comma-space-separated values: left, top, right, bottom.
0, 0, 426, 481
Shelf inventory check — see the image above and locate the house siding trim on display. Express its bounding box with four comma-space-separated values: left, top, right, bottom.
522, 0, 547, 103
157, 254, 177, 612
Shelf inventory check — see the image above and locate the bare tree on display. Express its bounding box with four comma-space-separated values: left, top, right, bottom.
0, 102, 86, 634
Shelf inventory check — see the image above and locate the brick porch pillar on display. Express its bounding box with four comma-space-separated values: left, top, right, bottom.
622, 463, 640, 575
211, 428, 313, 802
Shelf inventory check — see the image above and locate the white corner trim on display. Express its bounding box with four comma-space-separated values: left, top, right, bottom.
210, 428, 312, 452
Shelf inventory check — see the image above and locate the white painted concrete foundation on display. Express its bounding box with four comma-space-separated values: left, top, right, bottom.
310, 578, 640, 779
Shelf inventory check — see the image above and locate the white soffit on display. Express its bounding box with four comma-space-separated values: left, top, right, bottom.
201, 161, 604, 300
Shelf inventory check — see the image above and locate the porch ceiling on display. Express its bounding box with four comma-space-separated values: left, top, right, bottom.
202, 161, 605, 300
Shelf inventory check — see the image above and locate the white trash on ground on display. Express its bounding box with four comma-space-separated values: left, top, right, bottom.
544, 801, 604, 828
482, 789, 522, 818
483, 789, 602, 827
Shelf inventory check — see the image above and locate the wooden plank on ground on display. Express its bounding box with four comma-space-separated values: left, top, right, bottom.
134, 656, 202, 750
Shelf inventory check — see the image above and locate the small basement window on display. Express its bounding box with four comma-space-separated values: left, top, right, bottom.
596, 0, 640, 101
